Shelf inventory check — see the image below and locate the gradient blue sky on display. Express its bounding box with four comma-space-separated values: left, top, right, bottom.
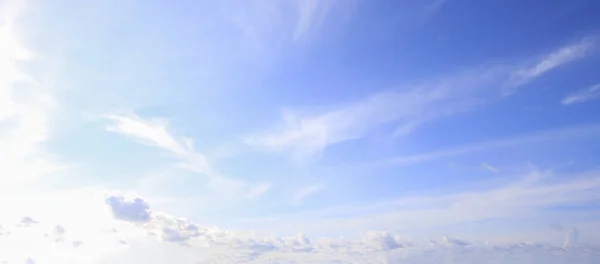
2, 0, 600, 262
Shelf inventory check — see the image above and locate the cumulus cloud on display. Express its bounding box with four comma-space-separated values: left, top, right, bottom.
19, 217, 38, 227
105, 195, 152, 223
53, 225, 65, 236
561, 83, 600, 105
71, 240, 83, 248
0, 191, 598, 263
442, 235, 470, 247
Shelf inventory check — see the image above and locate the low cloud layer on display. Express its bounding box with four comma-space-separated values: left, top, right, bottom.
1, 193, 597, 263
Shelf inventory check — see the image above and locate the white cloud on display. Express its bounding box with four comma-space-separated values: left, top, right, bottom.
19, 217, 38, 227
561, 83, 600, 105
246, 70, 496, 158
504, 37, 596, 94
104, 113, 273, 200
104, 113, 213, 175
293, 184, 325, 203
53, 225, 66, 236
105, 195, 152, 223
0, 190, 598, 263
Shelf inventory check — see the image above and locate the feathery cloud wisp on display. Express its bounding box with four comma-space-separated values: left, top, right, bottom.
104, 113, 272, 199
105, 113, 213, 175
293, 184, 325, 204
246, 70, 497, 158
504, 37, 596, 94
561, 83, 600, 105
481, 162, 500, 173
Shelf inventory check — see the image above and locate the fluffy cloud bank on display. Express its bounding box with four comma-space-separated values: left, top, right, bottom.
0, 193, 596, 264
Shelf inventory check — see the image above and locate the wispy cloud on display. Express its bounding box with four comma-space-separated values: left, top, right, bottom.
225, 0, 355, 57
246, 69, 497, 158
293, 184, 325, 204
104, 113, 271, 199
244, 168, 600, 237
561, 83, 600, 105
503, 37, 596, 95
481, 162, 500, 173
104, 113, 212, 175
246, 183, 272, 199
293, 0, 343, 41
380, 123, 600, 167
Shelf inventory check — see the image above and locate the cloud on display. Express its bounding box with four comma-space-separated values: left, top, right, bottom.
240, 168, 600, 237
245, 36, 599, 159
380, 123, 600, 167
53, 225, 65, 236
292, 0, 346, 41
104, 113, 212, 175
226, 0, 354, 55
105, 195, 152, 223
19, 217, 38, 227
246, 69, 497, 158
481, 162, 500, 173
293, 184, 325, 203
504, 37, 596, 94
561, 83, 600, 105
0, 190, 598, 263
442, 235, 470, 247
246, 183, 272, 199
362, 231, 405, 251
105, 113, 274, 201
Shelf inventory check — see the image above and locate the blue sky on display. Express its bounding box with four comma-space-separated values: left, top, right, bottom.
2, 0, 600, 262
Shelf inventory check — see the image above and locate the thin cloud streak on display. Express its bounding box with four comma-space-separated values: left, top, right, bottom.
246, 68, 499, 158
105, 113, 213, 175
293, 184, 325, 204
481, 162, 500, 173
239, 169, 600, 236
503, 37, 596, 95
561, 83, 600, 105
104, 113, 271, 199
380, 123, 600, 167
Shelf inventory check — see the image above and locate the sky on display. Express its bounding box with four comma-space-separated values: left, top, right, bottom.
1, 0, 600, 263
